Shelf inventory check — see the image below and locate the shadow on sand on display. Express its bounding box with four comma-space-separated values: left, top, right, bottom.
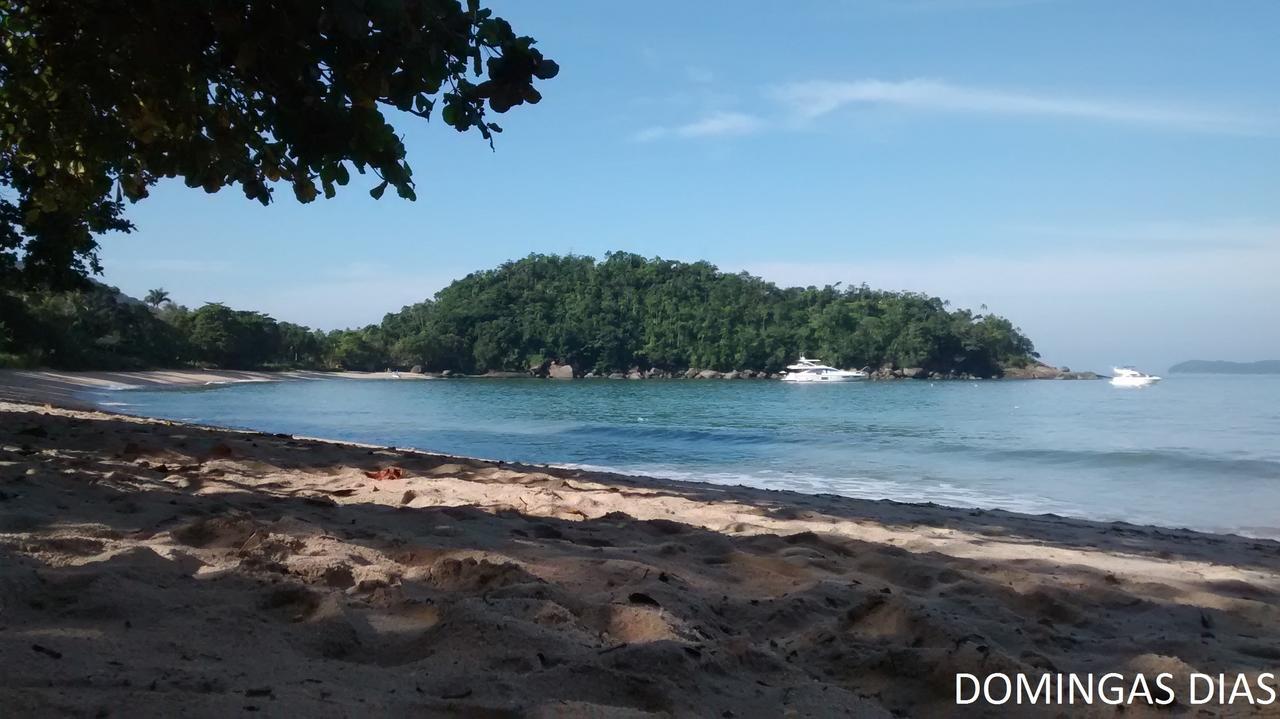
2, 406, 1279, 717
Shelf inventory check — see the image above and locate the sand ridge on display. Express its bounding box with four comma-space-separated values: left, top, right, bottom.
2, 400, 1280, 717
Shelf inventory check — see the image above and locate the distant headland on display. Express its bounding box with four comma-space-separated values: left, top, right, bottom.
1169, 360, 1280, 375
2, 252, 1049, 380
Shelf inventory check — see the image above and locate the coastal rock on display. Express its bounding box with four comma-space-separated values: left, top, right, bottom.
627, 370, 644, 380
1059, 371, 1099, 380
608, 372, 626, 380
441, 369, 453, 378
900, 367, 926, 379
722, 371, 739, 380
683, 368, 700, 379
1002, 362, 1067, 380
409, 365, 423, 375
696, 370, 722, 380
548, 362, 575, 380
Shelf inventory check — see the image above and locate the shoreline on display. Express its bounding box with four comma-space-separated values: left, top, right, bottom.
0, 368, 431, 409
3, 375, 1279, 715
0, 368, 1265, 540
0, 363, 1100, 412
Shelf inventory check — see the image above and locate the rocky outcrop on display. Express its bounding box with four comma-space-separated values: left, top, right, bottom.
527, 359, 576, 379
1058, 370, 1099, 380
1001, 362, 1100, 380
458, 363, 1085, 381
1001, 362, 1061, 380
409, 365, 424, 374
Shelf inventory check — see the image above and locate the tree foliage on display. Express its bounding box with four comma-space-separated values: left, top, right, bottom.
373, 253, 1038, 376
143, 288, 170, 308
0, 254, 1039, 376
0, 0, 556, 286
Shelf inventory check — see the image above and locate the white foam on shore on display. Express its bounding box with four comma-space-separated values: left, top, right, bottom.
555, 462, 1087, 518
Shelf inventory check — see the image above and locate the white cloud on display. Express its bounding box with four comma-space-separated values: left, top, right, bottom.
770, 79, 1268, 134
633, 111, 766, 142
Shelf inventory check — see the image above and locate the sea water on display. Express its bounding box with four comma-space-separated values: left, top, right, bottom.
91, 375, 1280, 538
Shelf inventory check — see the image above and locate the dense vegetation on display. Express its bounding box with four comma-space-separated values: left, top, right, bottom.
1169, 360, 1280, 375
0, 253, 1038, 377
0, 284, 329, 370
1, 0, 554, 287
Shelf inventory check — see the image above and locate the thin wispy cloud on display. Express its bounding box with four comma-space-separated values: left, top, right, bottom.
770, 79, 1268, 134
632, 111, 766, 142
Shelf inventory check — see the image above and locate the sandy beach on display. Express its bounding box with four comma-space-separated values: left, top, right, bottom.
2, 371, 1279, 717
0, 368, 430, 409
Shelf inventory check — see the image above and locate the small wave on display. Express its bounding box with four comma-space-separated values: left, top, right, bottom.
555, 462, 1085, 518
202, 377, 276, 386
984, 447, 1280, 480
570, 423, 801, 447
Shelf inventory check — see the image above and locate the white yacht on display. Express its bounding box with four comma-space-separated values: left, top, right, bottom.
780, 357, 867, 382
1110, 367, 1161, 387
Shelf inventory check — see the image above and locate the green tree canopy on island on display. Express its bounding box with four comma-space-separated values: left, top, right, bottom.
0, 254, 1040, 376
0, 0, 556, 287
378, 253, 1039, 377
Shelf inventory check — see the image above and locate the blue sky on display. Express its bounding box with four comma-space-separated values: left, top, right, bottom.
100, 0, 1280, 372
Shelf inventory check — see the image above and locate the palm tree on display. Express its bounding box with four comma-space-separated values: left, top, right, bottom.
144, 288, 170, 308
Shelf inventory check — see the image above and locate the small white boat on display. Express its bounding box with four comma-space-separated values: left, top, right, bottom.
780, 357, 867, 383
1110, 366, 1161, 387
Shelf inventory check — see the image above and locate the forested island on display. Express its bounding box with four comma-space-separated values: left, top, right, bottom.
1169, 360, 1280, 374
1, 253, 1039, 378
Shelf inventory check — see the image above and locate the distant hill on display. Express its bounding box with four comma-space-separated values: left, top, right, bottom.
1169, 360, 1280, 375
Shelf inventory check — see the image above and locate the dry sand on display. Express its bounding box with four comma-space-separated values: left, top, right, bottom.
1, 371, 1279, 717
0, 368, 429, 408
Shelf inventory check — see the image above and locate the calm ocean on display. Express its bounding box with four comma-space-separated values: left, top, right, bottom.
92, 375, 1280, 538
